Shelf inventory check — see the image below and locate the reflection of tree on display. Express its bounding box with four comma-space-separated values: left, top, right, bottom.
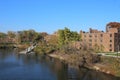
0, 49, 13, 60
1, 50, 120, 80
16, 53, 40, 65
37, 56, 68, 80
41, 56, 120, 80
79, 69, 118, 80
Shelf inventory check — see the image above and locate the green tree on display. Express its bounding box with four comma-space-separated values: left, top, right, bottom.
64, 27, 71, 44
17, 29, 41, 43
58, 27, 81, 46
7, 31, 16, 38
70, 31, 80, 41
0, 32, 7, 38
33, 33, 43, 42
58, 29, 65, 46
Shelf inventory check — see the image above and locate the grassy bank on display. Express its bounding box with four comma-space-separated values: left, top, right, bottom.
34, 42, 120, 76
48, 51, 120, 76
100, 56, 120, 76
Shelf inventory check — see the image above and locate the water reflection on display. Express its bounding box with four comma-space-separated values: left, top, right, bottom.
41, 56, 120, 80
0, 49, 120, 80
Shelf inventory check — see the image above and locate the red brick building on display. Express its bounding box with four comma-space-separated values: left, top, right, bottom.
81, 25, 120, 52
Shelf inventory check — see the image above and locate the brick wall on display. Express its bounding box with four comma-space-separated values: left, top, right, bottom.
81, 27, 119, 52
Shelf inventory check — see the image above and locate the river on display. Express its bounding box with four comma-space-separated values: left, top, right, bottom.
0, 49, 120, 80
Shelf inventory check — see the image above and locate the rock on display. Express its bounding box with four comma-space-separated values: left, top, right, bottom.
106, 71, 110, 74
93, 66, 100, 71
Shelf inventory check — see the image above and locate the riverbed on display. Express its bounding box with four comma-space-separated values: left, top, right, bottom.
0, 49, 119, 80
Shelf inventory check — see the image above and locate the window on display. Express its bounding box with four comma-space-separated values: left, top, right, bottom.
115, 33, 117, 37
110, 40, 112, 42
110, 44, 112, 47
110, 34, 112, 37
101, 34, 103, 37
89, 34, 92, 37
89, 39, 92, 42
109, 49, 112, 51
118, 28, 120, 33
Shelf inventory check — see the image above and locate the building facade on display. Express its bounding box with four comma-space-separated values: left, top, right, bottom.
81, 26, 120, 52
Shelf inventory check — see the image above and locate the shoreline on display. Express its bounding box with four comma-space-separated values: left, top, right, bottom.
48, 53, 115, 76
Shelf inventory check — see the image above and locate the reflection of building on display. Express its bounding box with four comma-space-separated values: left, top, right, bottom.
81, 25, 120, 52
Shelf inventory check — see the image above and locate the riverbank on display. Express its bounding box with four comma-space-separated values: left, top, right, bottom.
16, 41, 120, 77
1, 49, 119, 80
0, 43, 17, 49
48, 52, 119, 76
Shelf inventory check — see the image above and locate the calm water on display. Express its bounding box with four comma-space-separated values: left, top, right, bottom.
0, 49, 120, 80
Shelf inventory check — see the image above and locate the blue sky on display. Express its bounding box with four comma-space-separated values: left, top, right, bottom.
0, 0, 120, 34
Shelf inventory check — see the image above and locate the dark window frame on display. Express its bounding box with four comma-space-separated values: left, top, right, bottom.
110, 34, 112, 37
110, 44, 112, 47
100, 34, 103, 37
110, 40, 112, 42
